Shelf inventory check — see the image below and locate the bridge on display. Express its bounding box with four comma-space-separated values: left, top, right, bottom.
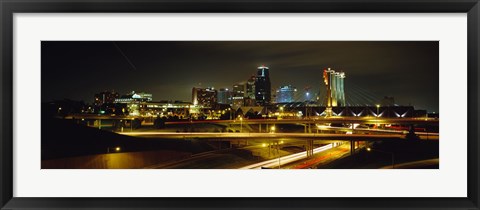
120, 131, 436, 141
163, 117, 438, 125
120, 131, 437, 158
63, 114, 438, 125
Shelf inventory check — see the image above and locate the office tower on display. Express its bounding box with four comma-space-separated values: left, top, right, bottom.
255, 65, 271, 105
192, 87, 217, 107
217, 88, 232, 104
323, 68, 346, 107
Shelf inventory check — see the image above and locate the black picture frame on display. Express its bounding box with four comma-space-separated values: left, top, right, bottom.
1, 0, 479, 209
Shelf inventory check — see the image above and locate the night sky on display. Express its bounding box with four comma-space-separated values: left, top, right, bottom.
41, 41, 439, 112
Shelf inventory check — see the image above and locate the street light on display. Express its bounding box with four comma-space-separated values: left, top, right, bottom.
376, 104, 380, 117
367, 147, 395, 169
279, 106, 284, 119
270, 126, 276, 133
107, 146, 121, 153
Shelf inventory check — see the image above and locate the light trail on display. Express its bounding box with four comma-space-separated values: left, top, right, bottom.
239, 143, 335, 169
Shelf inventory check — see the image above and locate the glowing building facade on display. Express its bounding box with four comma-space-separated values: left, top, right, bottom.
246, 75, 256, 99
323, 68, 346, 107
255, 65, 271, 105
114, 91, 152, 103
192, 87, 217, 107
245, 75, 257, 106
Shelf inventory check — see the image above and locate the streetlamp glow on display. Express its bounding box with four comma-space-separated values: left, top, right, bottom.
279, 107, 284, 119
115, 147, 121, 152
375, 104, 380, 117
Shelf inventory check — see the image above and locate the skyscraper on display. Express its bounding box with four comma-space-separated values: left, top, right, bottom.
255, 65, 271, 105
232, 83, 246, 98
217, 88, 232, 104
245, 75, 257, 106
323, 68, 346, 107
192, 87, 217, 107
246, 75, 256, 99
232, 83, 246, 108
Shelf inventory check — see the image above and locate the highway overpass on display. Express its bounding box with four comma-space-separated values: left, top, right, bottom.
119, 132, 438, 141
63, 114, 438, 125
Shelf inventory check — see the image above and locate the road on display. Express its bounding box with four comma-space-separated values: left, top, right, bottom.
238, 142, 356, 169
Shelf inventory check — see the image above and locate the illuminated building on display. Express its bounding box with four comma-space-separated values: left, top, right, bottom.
231, 83, 246, 108
232, 83, 246, 98
217, 88, 232, 104
255, 65, 271, 105
94, 91, 119, 107
114, 91, 153, 103
323, 68, 346, 116
276, 85, 297, 103
192, 87, 217, 108
243, 76, 257, 106
323, 68, 346, 107
246, 75, 256, 99
111, 91, 153, 116
143, 101, 195, 118
114, 100, 196, 118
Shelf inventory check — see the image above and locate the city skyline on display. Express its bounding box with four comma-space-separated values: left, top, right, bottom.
42, 41, 439, 112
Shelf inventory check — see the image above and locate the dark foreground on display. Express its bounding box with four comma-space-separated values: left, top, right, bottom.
42, 118, 439, 169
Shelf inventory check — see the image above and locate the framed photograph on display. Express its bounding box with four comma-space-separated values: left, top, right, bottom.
1, 0, 479, 209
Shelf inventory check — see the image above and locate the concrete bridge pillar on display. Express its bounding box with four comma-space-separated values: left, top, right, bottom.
325, 107, 333, 117
268, 141, 271, 157
350, 140, 355, 155
306, 140, 314, 158
305, 141, 309, 157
